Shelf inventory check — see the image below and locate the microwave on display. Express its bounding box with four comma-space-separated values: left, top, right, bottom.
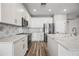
22, 17, 28, 27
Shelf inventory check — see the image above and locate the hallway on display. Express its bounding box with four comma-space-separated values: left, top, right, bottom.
27, 41, 48, 56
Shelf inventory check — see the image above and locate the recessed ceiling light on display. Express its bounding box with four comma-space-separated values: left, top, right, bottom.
48, 9, 52, 12
64, 9, 67, 12
33, 9, 37, 12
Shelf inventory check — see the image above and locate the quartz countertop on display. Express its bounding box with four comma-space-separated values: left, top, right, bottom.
0, 35, 28, 42
47, 34, 79, 51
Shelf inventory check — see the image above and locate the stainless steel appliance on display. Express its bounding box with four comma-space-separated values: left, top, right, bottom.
43, 23, 55, 42
22, 17, 28, 27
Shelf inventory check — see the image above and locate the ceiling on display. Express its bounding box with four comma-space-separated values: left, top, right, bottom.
23, 3, 79, 19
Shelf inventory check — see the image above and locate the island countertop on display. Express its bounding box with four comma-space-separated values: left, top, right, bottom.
47, 34, 79, 52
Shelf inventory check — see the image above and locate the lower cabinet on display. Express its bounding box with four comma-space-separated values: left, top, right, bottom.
14, 39, 23, 56
48, 36, 58, 56
22, 37, 28, 55
13, 37, 28, 56
0, 36, 28, 56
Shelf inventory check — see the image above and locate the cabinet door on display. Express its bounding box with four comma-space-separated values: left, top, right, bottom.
1, 3, 16, 24
24, 37, 28, 51
22, 37, 28, 55
48, 36, 58, 56
14, 40, 23, 56
1, 3, 23, 25
25, 37, 28, 51
14, 4, 24, 26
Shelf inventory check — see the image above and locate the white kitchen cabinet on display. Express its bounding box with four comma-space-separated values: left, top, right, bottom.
1, 3, 23, 25
0, 42, 13, 56
14, 4, 23, 26
48, 36, 58, 56
13, 36, 28, 56
1, 3, 16, 24
1, 3, 31, 26
47, 34, 79, 56
0, 35, 28, 56
22, 37, 28, 55
54, 15, 67, 33
14, 39, 23, 56
1, 3, 30, 26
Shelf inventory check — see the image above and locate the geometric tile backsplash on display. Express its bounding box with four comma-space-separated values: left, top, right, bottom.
0, 23, 28, 39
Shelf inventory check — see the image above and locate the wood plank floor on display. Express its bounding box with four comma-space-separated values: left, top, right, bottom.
27, 41, 48, 56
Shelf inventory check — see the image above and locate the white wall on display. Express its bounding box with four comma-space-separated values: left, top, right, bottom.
30, 17, 53, 41
68, 18, 79, 35
54, 14, 67, 33
30, 17, 53, 28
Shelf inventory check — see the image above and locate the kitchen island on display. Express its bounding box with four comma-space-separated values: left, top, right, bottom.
47, 34, 79, 56
0, 35, 28, 56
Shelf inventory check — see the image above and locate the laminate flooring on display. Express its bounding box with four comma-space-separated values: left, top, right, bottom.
27, 41, 48, 56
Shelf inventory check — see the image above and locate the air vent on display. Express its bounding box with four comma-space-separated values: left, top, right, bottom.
41, 3, 47, 7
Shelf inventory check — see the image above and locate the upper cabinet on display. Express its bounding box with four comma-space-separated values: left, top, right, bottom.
54, 14, 67, 33
1, 4, 16, 24
1, 3, 31, 26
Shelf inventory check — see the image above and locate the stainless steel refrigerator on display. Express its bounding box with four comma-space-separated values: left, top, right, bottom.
43, 23, 55, 42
